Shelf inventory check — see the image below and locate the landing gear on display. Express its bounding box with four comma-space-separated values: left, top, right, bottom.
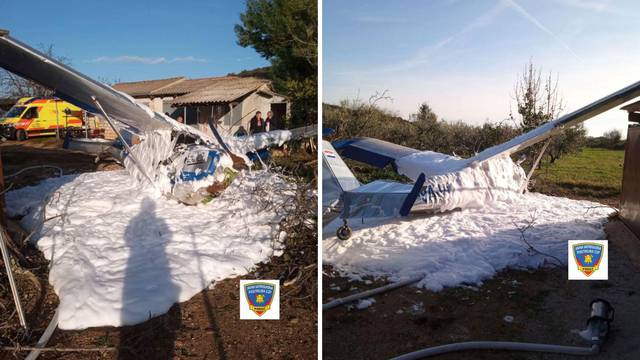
336, 220, 352, 240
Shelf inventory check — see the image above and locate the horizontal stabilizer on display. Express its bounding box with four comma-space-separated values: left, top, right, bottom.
342, 178, 421, 219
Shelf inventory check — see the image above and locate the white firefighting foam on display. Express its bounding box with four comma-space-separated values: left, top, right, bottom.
6, 170, 295, 329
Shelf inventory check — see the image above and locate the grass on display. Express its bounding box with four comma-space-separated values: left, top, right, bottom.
344, 159, 411, 184
532, 147, 624, 205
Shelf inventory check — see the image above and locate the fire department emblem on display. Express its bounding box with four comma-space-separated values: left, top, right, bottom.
244, 282, 275, 316
572, 242, 603, 277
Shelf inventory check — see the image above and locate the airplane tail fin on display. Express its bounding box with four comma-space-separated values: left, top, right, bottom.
322, 140, 360, 219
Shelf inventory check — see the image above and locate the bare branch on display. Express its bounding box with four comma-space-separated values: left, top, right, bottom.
513, 211, 564, 267
1, 346, 116, 353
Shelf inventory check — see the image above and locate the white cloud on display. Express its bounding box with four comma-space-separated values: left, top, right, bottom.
88, 55, 207, 64
553, 0, 622, 15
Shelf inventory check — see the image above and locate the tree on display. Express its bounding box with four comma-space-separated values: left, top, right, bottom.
324, 90, 395, 140
547, 124, 587, 163
511, 60, 563, 132
235, 0, 317, 127
603, 129, 622, 148
0, 44, 70, 98
97, 76, 122, 86
410, 102, 441, 150
413, 103, 438, 126
509, 60, 583, 168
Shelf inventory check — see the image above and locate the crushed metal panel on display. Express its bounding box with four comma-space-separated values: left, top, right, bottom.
620, 125, 640, 238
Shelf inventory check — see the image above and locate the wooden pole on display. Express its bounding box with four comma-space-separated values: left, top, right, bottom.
0, 149, 27, 329
54, 100, 60, 140
0, 226, 28, 329
25, 309, 59, 360
0, 147, 5, 224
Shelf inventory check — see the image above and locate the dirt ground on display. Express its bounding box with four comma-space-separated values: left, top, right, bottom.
0, 138, 317, 359
0, 138, 122, 189
323, 219, 640, 359
31, 274, 316, 360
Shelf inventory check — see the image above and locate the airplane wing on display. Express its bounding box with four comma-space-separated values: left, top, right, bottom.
469, 79, 640, 164
334, 80, 640, 180
0, 30, 171, 134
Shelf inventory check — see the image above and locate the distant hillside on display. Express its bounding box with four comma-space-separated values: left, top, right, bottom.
227, 66, 272, 80
324, 102, 408, 125
323, 102, 415, 146
323, 101, 519, 158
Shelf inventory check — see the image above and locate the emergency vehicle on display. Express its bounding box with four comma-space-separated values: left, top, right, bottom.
0, 97, 84, 140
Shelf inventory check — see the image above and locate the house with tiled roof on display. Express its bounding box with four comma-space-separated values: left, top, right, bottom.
112, 75, 288, 136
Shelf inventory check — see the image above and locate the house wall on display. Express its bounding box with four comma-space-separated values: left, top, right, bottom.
190, 104, 229, 134
134, 97, 152, 110
621, 124, 640, 239
86, 114, 118, 140
162, 99, 177, 114
130, 90, 289, 137
218, 92, 289, 136
131, 96, 175, 114
150, 98, 163, 113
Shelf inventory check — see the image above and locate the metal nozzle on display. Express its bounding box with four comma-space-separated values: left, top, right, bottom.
579, 299, 614, 345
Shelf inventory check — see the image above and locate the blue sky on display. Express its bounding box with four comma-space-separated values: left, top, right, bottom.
0, 0, 267, 83
324, 0, 640, 137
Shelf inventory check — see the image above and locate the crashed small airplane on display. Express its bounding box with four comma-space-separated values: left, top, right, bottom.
0, 29, 311, 203
323, 80, 640, 239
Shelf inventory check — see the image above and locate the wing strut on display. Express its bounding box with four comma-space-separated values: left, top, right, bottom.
521, 138, 552, 193
400, 173, 426, 216
207, 118, 248, 170
92, 97, 158, 190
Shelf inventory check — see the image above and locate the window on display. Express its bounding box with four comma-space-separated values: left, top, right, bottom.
4, 106, 26, 118
22, 107, 39, 119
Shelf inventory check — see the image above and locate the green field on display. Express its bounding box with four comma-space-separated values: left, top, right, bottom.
532, 147, 624, 205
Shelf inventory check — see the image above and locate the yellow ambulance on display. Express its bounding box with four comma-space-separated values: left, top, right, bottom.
0, 97, 84, 140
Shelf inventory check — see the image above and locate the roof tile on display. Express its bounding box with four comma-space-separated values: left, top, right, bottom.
171, 77, 271, 105
112, 77, 185, 97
